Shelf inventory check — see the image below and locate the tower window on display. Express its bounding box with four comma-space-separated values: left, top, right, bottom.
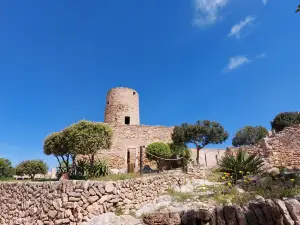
133, 92, 136, 95
125, 116, 130, 125
107, 101, 109, 104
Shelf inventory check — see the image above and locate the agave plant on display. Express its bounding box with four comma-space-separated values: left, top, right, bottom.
218, 150, 264, 181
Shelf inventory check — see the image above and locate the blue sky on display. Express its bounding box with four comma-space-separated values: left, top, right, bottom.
0, 0, 299, 168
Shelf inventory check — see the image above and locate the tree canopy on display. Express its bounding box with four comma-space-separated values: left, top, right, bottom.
172, 120, 229, 164
15, 160, 48, 179
43, 120, 113, 177
0, 158, 15, 178
271, 112, 300, 133
232, 126, 268, 147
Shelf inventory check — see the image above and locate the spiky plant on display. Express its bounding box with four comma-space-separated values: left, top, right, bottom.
218, 150, 264, 181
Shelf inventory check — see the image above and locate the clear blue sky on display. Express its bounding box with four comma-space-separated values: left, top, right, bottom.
0, 0, 299, 168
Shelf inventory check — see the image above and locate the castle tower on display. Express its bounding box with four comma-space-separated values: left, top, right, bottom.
104, 87, 140, 125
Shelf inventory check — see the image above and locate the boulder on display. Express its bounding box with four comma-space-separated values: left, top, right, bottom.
275, 199, 295, 225
285, 199, 300, 224
266, 199, 284, 225
223, 206, 237, 225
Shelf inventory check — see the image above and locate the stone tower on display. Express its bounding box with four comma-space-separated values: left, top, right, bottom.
104, 87, 140, 125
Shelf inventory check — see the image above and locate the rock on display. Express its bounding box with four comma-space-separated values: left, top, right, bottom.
257, 201, 274, 225
181, 210, 197, 225
110, 169, 120, 175
198, 208, 213, 222
119, 215, 142, 225
48, 210, 57, 219
105, 182, 115, 193
84, 213, 119, 225
285, 199, 300, 223
275, 199, 295, 225
249, 202, 267, 225
234, 206, 247, 225
135, 197, 172, 218
267, 167, 280, 177
99, 195, 109, 204
243, 205, 259, 225
143, 213, 170, 225
223, 206, 237, 225
266, 199, 284, 225
88, 196, 99, 204
216, 207, 226, 225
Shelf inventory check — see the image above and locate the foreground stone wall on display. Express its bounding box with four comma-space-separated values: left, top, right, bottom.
143, 197, 300, 225
96, 123, 174, 169
0, 174, 184, 225
227, 125, 300, 168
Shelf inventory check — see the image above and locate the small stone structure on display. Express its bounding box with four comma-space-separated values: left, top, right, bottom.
227, 125, 300, 169
0, 174, 185, 225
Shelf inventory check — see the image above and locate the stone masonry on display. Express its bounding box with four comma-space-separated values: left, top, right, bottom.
0, 174, 185, 225
227, 125, 300, 168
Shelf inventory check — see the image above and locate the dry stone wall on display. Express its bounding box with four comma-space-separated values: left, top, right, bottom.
227, 125, 300, 168
96, 123, 174, 169
0, 174, 184, 225
143, 197, 300, 225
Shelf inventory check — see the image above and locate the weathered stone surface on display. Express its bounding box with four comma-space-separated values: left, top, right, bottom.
249, 202, 267, 225
88, 196, 99, 204
243, 205, 259, 225
285, 199, 300, 224
235, 206, 247, 225
216, 207, 226, 225
105, 182, 115, 193
276, 199, 295, 225
223, 205, 237, 225
266, 199, 284, 225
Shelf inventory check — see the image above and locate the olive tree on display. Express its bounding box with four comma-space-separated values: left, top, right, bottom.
172, 120, 229, 164
44, 120, 113, 178
0, 158, 15, 178
15, 160, 48, 180
146, 142, 172, 171
271, 112, 300, 133
232, 126, 268, 147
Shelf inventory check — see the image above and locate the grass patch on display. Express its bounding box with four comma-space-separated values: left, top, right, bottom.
91, 173, 141, 181
115, 207, 124, 216
166, 188, 194, 202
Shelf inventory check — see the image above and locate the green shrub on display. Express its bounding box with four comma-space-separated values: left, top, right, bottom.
271, 112, 300, 133
15, 160, 48, 180
232, 126, 268, 147
76, 158, 109, 178
146, 142, 172, 171
218, 150, 264, 181
0, 158, 15, 178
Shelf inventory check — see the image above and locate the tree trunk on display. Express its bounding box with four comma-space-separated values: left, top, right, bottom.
196, 146, 200, 164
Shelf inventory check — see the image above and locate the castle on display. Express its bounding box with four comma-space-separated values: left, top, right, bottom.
99, 87, 225, 171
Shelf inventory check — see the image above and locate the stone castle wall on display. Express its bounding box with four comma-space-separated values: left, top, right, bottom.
227, 125, 300, 168
0, 175, 185, 225
96, 123, 174, 169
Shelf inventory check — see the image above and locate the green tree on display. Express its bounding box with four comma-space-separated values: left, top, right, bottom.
69, 120, 113, 177
15, 160, 48, 179
43, 120, 113, 178
271, 112, 300, 133
146, 142, 172, 171
0, 158, 15, 178
232, 126, 268, 147
172, 120, 229, 164
296, 5, 300, 13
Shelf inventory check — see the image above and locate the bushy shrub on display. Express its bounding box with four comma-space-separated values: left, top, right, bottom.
232, 126, 268, 147
146, 142, 172, 171
76, 158, 109, 178
0, 158, 15, 178
168, 143, 191, 168
218, 150, 264, 182
15, 160, 48, 180
271, 112, 300, 133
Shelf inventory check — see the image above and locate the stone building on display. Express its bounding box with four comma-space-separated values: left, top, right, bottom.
98, 87, 225, 171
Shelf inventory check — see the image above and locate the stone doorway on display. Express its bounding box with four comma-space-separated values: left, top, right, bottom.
126, 146, 138, 173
